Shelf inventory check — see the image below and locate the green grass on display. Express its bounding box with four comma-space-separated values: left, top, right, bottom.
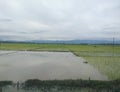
0, 43, 68, 51
0, 43, 120, 52
84, 56, 120, 80
0, 43, 120, 80
1, 43, 120, 52
66, 44, 120, 53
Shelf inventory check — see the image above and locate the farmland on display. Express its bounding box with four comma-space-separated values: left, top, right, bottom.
0, 43, 120, 80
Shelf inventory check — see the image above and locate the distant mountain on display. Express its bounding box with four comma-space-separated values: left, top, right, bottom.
0, 39, 120, 44
29, 40, 120, 44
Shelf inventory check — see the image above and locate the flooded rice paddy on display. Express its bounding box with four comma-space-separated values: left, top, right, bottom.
0, 51, 108, 81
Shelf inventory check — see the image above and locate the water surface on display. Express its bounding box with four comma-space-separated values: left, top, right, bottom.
0, 51, 108, 81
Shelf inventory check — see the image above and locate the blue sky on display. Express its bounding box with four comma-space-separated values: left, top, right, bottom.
0, 0, 120, 41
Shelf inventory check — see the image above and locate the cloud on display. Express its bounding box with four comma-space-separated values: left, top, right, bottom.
0, 18, 12, 22
0, 0, 120, 41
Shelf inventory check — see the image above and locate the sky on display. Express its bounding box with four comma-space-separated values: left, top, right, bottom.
0, 0, 120, 41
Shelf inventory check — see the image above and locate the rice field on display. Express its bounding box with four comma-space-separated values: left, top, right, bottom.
84, 57, 120, 80
0, 43, 120, 92
0, 43, 120, 80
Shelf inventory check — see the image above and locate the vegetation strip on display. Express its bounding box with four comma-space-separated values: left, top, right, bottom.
0, 79, 120, 92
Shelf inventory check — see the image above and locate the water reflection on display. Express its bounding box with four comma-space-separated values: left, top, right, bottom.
0, 51, 108, 81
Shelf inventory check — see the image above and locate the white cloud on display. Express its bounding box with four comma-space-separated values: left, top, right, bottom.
0, 0, 120, 41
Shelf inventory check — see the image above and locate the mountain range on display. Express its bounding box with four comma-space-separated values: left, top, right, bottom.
0, 39, 120, 44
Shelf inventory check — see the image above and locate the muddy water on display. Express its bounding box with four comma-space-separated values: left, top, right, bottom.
0, 51, 108, 81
